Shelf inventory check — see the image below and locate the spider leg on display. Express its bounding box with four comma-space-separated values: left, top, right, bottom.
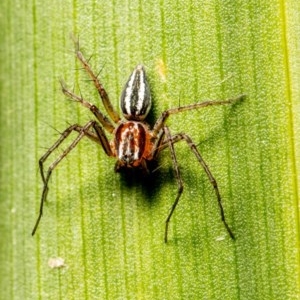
151, 129, 165, 160
72, 125, 100, 145
73, 39, 121, 123
32, 120, 111, 236
93, 122, 113, 156
153, 95, 245, 136
161, 133, 235, 240
72, 122, 113, 157
60, 80, 115, 133
163, 126, 184, 243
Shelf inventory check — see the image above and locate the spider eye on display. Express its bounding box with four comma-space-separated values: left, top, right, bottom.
120, 65, 151, 121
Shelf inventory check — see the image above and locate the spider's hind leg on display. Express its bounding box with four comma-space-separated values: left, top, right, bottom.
60, 80, 115, 133
72, 40, 121, 124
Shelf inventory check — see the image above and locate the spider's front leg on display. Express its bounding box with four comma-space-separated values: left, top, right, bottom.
32, 120, 112, 236
162, 132, 235, 241
154, 96, 243, 241
163, 126, 184, 243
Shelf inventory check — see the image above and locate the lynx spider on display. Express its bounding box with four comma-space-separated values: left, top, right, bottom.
32, 42, 244, 242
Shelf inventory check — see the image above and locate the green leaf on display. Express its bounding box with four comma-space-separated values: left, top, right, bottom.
1, 0, 299, 299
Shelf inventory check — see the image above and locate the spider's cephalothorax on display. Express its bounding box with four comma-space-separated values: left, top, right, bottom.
113, 121, 153, 170
32, 41, 244, 242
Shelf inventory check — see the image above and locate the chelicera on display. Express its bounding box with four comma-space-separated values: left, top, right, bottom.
32, 42, 244, 242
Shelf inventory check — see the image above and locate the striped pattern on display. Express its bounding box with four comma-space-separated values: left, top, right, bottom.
120, 65, 151, 121
114, 121, 146, 166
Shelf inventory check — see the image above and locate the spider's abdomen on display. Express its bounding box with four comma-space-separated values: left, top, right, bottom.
120, 65, 151, 121
112, 121, 152, 168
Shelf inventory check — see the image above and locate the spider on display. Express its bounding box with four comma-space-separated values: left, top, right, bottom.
32, 42, 244, 242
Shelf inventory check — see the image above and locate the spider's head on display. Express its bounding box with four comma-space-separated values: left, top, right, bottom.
120, 64, 152, 121
120, 152, 136, 166
114, 149, 142, 172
